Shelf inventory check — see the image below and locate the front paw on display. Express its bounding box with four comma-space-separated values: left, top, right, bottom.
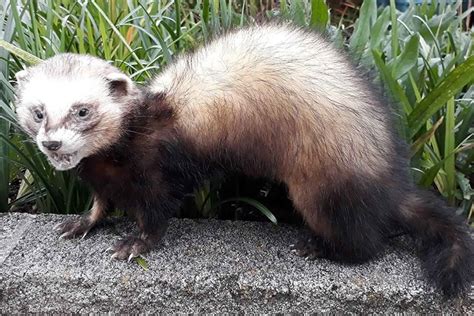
109, 236, 150, 261
55, 216, 95, 239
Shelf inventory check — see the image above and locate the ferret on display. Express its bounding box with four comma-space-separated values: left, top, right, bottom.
14, 24, 473, 297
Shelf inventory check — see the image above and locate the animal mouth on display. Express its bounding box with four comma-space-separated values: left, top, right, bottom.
48, 151, 80, 170
51, 151, 78, 164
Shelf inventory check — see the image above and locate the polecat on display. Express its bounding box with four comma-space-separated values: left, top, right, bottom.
14, 24, 473, 297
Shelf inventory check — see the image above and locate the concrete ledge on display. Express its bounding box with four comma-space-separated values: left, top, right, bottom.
0, 213, 472, 313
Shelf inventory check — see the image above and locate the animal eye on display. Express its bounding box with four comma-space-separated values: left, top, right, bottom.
77, 108, 90, 118
33, 110, 44, 122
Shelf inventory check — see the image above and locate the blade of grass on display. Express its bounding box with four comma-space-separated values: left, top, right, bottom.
290, 0, 306, 26
0, 116, 9, 211
85, 12, 97, 56
444, 97, 456, 204
202, 0, 210, 25
371, 49, 410, 138
408, 55, 474, 137
370, 6, 391, 50
310, 0, 329, 31
390, 33, 419, 80
389, 0, 399, 56
350, 0, 377, 58
0, 40, 42, 65
98, 14, 111, 59
410, 116, 444, 156
218, 197, 277, 224
8, 0, 28, 50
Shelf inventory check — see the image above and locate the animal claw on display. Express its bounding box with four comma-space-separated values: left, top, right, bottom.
111, 253, 119, 260
80, 230, 90, 240
59, 232, 69, 240
128, 253, 137, 263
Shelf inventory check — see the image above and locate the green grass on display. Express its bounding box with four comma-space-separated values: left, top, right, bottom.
0, 0, 472, 224
358, 1, 474, 219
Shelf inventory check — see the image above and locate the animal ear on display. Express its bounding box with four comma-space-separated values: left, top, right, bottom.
15, 69, 29, 88
106, 72, 132, 97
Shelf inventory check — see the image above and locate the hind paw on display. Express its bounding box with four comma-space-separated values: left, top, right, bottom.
109, 236, 150, 261
291, 235, 327, 260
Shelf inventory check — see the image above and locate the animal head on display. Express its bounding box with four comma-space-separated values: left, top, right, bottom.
15, 53, 138, 170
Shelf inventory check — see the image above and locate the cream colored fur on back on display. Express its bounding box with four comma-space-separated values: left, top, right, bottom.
150, 24, 393, 181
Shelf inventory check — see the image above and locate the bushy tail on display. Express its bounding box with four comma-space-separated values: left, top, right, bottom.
400, 190, 473, 297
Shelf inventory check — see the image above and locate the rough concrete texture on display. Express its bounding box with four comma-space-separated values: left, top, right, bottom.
0, 213, 472, 313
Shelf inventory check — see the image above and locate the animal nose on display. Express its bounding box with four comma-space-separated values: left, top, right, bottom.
42, 140, 62, 151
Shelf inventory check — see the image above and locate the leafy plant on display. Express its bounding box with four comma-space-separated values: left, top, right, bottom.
349, 0, 473, 220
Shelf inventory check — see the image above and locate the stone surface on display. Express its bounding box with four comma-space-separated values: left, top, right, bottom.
0, 212, 472, 313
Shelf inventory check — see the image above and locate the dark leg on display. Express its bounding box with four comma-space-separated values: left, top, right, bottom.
109, 220, 168, 261
109, 198, 177, 261
288, 178, 394, 263
56, 195, 109, 239
108, 139, 206, 260
287, 180, 337, 260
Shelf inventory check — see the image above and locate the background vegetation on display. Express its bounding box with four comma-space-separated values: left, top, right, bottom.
0, 0, 472, 225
